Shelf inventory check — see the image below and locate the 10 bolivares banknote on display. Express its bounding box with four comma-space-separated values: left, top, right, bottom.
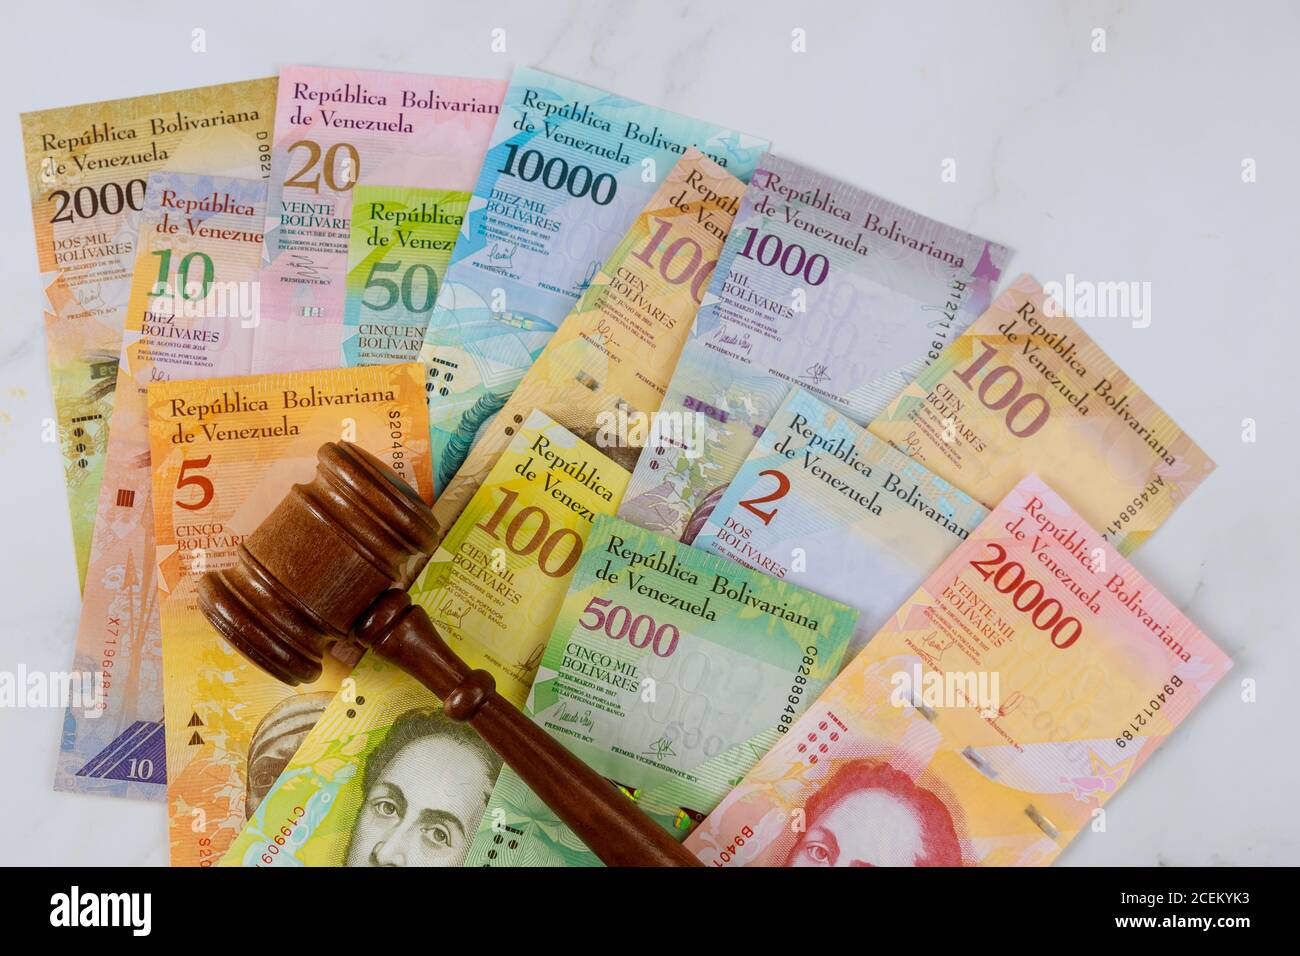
618, 152, 1011, 543
695, 386, 989, 660
20, 77, 275, 588
219, 411, 627, 866
55, 172, 268, 800
461, 515, 859, 867
418, 67, 769, 494
252, 65, 506, 373
431, 147, 746, 531
148, 362, 433, 866
685, 474, 1231, 867
868, 273, 1214, 556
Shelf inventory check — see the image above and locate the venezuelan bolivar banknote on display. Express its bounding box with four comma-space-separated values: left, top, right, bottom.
342, 186, 470, 365
418, 67, 769, 495
618, 152, 1010, 543
695, 386, 988, 661
219, 411, 625, 867
461, 514, 858, 866
868, 273, 1215, 556
252, 65, 506, 372
54, 173, 268, 801
685, 474, 1231, 867
430, 147, 745, 531
20, 77, 275, 587
147, 363, 432, 865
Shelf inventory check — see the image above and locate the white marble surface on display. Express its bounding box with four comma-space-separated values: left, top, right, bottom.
0, 0, 1294, 866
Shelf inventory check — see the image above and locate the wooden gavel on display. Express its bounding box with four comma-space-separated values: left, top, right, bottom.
197, 441, 701, 867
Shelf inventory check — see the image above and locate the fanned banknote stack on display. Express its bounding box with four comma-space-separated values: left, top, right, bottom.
20, 58, 1226, 869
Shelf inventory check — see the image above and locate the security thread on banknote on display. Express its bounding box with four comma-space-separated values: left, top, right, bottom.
419, 67, 770, 496
20, 77, 276, 588
431, 147, 745, 531
462, 514, 859, 866
54, 172, 268, 802
618, 152, 1011, 544
343, 185, 470, 365
685, 474, 1231, 867
147, 362, 432, 866
868, 273, 1214, 555
695, 386, 988, 660
220, 412, 623, 867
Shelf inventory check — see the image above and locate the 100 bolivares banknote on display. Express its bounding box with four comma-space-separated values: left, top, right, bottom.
618, 152, 1011, 543
418, 67, 769, 494
431, 147, 746, 531
55, 172, 269, 800
20, 77, 276, 587
219, 411, 628, 866
148, 362, 433, 866
462, 515, 859, 867
868, 273, 1214, 556
695, 386, 989, 660
685, 474, 1231, 867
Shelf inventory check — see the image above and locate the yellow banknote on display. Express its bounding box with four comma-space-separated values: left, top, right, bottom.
686, 475, 1231, 866
20, 77, 275, 587
219, 410, 626, 866
868, 273, 1214, 555
430, 147, 745, 530
147, 363, 432, 866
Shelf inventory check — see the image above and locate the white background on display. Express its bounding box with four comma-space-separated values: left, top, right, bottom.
0, 0, 1295, 866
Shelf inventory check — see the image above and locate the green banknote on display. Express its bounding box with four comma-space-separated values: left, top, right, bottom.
463, 515, 858, 866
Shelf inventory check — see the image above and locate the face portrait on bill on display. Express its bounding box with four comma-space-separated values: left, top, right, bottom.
785, 759, 964, 867
245, 692, 334, 819
345, 706, 502, 867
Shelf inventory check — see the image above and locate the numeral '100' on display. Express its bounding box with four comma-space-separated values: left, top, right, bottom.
476, 487, 583, 578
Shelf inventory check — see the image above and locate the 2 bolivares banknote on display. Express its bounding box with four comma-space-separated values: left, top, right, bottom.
20, 62, 1224, 867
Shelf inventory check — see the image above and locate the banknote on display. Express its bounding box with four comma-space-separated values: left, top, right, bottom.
252, 66, 506, 373
431, 148, 745, 531
695, 386, 988, 661
148, 363, 432, 865
418, 66, 769, 494
342, 186, 470, 365
219, 411, 624, 866
54, 173, 268, 800
685, 474, 1231, 867
617, 152, 1010, 543
20, 77, 276, 587
868, 274, 1214, 555
461, 514, 859, 866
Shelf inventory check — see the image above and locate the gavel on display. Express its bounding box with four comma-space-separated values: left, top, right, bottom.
197, 441, 701, 867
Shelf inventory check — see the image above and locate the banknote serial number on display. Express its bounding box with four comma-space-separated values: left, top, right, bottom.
776, 647, 820, 734
387, 409, 409, 477
703, 825, 754, 867
254, 805, 307, 867
1115, 675, 1184, 748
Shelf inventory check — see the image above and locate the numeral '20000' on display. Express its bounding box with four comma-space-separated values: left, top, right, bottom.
969, 542, 1082, 648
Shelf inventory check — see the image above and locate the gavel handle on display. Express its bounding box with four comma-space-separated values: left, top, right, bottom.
355, 589, 702, 868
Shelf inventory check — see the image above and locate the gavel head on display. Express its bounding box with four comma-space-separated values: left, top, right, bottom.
198, 442, 439, 686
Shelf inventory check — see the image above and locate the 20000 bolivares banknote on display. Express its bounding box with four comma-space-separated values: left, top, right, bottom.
686, 474, 1231, 867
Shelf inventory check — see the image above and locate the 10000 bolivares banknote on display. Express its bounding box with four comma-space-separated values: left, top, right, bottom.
418, 67, 769, 494
618, 152, 1010, 543
20, 77, 275, 588
686, 474, 1231, 867
461, 515, 859, 867
219, 411, 627, 866
148, 363, 433, 866
342, 185, 470, 365
430, 147, 745, 531
54, 173, 268, 800
696, 386, 988, 661
868, 273, 1215, 556
252, 65, 505, 374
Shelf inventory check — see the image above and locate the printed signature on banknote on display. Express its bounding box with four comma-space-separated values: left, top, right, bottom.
799, 361, 831, 385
